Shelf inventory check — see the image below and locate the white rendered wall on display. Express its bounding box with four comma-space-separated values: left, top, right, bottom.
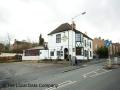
48, 30, 76, 60
39, 50, 49, 59
22, 56, 40, 60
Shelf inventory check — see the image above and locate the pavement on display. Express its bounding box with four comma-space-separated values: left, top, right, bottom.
62, 58, 109, 72
0, 58, 120, 90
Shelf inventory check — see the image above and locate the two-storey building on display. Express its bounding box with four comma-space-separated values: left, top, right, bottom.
22, 22, 93, 61
47, 22, 93, 61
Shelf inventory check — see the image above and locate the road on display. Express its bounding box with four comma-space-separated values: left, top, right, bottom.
53, 68, 120, 90
0, 60, 120, 90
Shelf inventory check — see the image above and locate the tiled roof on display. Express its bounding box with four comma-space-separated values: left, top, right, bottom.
48, 23, 72, 35
26, 46, 44, 50
48, 23, 93, 40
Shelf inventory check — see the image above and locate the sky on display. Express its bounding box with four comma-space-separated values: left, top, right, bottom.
0, 0, 120, 44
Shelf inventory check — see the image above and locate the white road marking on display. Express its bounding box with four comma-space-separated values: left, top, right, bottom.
45, 80, 77, 90
83, 69, 112, 78
83, 69, 100, 78
89, 69, 112, 78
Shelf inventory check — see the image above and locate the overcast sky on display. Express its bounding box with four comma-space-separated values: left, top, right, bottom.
0, 0, 120, 43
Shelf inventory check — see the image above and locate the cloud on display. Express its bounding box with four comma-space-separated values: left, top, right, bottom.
0, 0, 120, 43
0, 7, 9, 23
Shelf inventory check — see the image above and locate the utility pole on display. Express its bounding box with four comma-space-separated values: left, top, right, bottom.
69, 12, 86, 65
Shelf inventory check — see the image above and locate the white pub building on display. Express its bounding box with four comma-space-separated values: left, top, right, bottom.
22, 22, 93, 62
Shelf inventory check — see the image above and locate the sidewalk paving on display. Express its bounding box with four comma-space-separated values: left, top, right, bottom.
62, 57, 120, 72
62, 59, 106, 73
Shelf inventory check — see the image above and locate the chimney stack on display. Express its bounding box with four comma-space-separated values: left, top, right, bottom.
84, 32, 87, 35
71, 21, 76, 29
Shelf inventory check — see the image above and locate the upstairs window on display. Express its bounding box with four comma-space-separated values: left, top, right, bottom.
85, 40, 86, 47
75, 33, 81, 42
90, 42, 92, 48
87, 41, 89, 46
95, 44, 98, 49
56, 34, 61, 43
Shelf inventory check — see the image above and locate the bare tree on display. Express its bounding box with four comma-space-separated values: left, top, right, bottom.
7, 33, 11, 47
0, 43, 5, 53
5, 33, 14, 52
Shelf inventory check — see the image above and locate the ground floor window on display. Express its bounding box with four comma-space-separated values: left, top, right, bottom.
76, 47, 82, 55
90, 51, 92, 57
25, 49, 39, 56
84, 50, 87, 57
60, 51, 63, 56
57, 51, 60, 56
57, 51, 63, 56
50, 51, 54, 56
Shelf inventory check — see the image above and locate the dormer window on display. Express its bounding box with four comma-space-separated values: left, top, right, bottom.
56, 34, 61, 43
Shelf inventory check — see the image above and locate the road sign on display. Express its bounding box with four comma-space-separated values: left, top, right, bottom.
104, 40, 112, 48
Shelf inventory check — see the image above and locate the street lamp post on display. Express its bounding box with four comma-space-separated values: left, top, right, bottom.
68, 12, 86, 65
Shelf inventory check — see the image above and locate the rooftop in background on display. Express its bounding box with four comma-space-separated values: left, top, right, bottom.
48, 23, 93, 40
94, 37, 104, 40
112, 43, 120, 45
26, 46, 45, 50
13, 39, 31, 45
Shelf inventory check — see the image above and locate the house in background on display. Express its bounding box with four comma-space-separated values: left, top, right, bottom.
93, 37, 108, 58
93, 37, 104, 54
22, 22, 93, 61
93, 37, 120, 58
111, 43, 120, 56
11, 39, 32, 53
